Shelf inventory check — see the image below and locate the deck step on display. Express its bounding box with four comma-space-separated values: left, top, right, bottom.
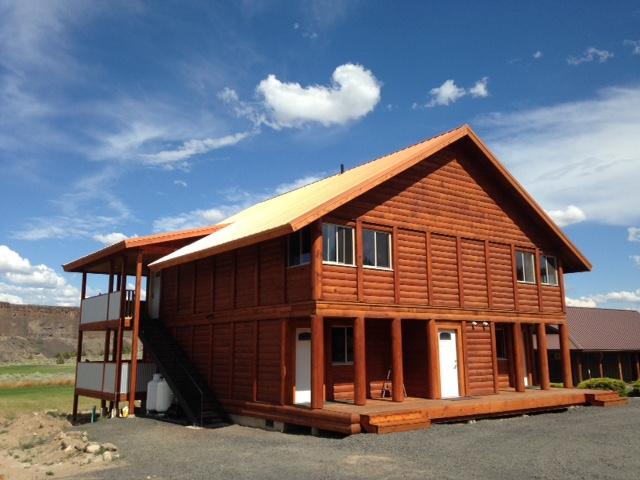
585, 391, 629, 407
589, 397, 629, 407
361, 410, 431, 434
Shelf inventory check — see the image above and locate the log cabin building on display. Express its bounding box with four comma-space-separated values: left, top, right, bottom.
65, 125, 625, 434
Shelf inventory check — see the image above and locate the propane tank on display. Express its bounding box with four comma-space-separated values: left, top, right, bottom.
146, 373, 161, 412
155, 377, 174, 413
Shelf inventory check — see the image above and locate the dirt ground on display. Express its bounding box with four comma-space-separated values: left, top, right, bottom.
0, 412, 119, 480
50, 398, 640, 480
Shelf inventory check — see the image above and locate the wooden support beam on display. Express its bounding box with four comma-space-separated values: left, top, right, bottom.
559, 323, 573, 388
72, 330, 83, 423
356, 220, 363, 302
353, 316, 366, 406
128, 250, 143, 415
391, 318, 404, 402
512, 323, 525, 392
536, 323, 550, 390
310, 220, 323, 301
617, 353, 624, 381
576, 352, 584, 383
598, 352, 604, 378
113, 257, 127, 412
558, 260, 566, 313
310, 315, 324, 409
636, 353, 640, 381
489, 322, 499, 394
392, 226, 400, 304
427, 319, 440, 399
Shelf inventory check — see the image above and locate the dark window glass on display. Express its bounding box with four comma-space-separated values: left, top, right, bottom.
363, 229, 391, 268
495, 328, 507, 359
363, 229, 375, 266
288, 227, 311, 266
516, 251, 535, 283
331, 326, 354, 364
300, 227, 311, 264
540, 255, 558, 286
323, 223, 354, 265
375, 231, 391, 268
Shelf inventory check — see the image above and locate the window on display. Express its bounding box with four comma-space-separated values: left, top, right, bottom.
331, 326, 354, 364
363, 229, 392, 269
288, 227, 311, 266
323, 223, 355, 265
515, 251, 536, 284
495, 327, 507, 359
540, 255, 559, 286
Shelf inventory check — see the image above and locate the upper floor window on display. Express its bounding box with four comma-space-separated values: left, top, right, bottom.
363, 229, 392, 269
515, 250, 536, 284
540, 255, 559, 286
323, 223, 355, 266
331, 326, 354, 364
288, 227, 311, 267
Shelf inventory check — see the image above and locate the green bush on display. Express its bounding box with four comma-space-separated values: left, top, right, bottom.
577, 377, 627, 395
628, 380, 640, 397
55, 353, 65, 365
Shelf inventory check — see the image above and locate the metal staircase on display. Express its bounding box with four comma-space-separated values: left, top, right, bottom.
139, 316, 229, 427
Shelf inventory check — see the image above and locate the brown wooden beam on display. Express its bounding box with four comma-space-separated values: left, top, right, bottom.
392, 226, 400, 304
128, 249, 143, 414
559, 323, 573, 388
427, 319, 440, 399
391, 318, 404, 402
576, 352, 584, 383
113, 256, 127, 412
356, 220, 363, 302
617, 353, 624, 381
489, 322, 499, 394
598, 352, 604, 378
636, 353, 640, 381
310, 220, 323, 301
558, 259, 566, 313
353, 316, 366, 406
512, 323, 525, 392
536, 323, 550, 390
310, 314, 324, 409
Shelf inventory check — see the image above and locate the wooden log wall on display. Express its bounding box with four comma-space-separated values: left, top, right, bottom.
463, 322, 495, 395
327, 143, 564, 314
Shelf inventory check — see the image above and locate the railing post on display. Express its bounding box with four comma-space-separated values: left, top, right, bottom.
128, 249, 143, 415
536, 323, 550, 390
114, 256, 127, 413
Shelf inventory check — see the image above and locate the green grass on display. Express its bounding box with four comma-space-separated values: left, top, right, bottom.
0, 384, 96, 418
0, 364, 75, 376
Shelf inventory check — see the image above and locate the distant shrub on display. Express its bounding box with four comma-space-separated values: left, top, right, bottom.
550, 382, 564, 388
628, 380, 640, 397
577, 377, 627, 395
55, 353, 65, 365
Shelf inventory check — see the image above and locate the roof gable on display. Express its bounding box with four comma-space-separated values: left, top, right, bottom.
150, 125, 591, 272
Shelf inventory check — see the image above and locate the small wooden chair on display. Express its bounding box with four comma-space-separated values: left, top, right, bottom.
381, 367, 407, 399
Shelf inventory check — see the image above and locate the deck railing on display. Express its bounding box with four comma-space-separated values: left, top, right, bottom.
80, 289, 138, 325
75, 361, 156, 395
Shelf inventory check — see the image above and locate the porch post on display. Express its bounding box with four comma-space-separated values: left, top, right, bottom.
636, 353, 640, 381
354, 316, 366, 406
536, 323, 550, 390
512, 323, 526, 392
72, 272, 88, 423
617, 353, 624, 381
576, 352, 584, 383
310, 314, 324, 409
559, 323, 573, 388
128, 249, 143, 415
114, 256, 127, 412
598, 352, 604, 377
427, 319, 440, 399
102, 260, 115, 416
391, 318, 404, 402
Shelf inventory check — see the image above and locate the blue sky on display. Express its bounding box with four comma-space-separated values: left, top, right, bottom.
0, 0, 639, 308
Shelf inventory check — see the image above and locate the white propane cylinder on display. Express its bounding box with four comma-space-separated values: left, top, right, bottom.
155, 377, 174, 413
146, 373, 161, 412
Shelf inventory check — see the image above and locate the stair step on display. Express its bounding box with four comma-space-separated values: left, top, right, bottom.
590, 398, 629, 407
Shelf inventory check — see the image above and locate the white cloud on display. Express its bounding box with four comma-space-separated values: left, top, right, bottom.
255, 63, 381, 128
631, 255, 640, 268
426, 79, 466, 107
152, 173, 323, 232
469, 77, 489, 98
623, 40, 640, 55
547, 205, 587, 227
174, 179, 188, 188
565, 297, 597, 308
0, 245, 79, 305
419, 77, 489, 108
567, 47, 614, 65
629, 227, 640, 242
92, 232, 132, 246
566, 289, 640, 310
142, 131, 251, 166
533, 51, 543, 59
479, 84, 640, 225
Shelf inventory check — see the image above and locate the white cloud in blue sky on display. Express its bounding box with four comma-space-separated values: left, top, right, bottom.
567, 47, 614, 65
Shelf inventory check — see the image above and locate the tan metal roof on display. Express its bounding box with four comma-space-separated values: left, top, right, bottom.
149, 124, 591, 272
548, 307, 640, 351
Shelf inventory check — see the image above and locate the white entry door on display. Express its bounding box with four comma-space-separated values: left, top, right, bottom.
294, 328, 312, 405
438, 329, 460, 398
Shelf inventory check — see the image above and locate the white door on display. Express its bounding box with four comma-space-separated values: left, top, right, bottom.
438, 329, 460, 398
294, 328, 312, 405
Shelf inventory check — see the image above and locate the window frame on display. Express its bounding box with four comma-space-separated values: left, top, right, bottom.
331, 326, 354, 365
515, 250, 536, 284
362, 228, 393, 270
287, 227, 311, 268
540, 255, 559, 286
322, 223, 356, 267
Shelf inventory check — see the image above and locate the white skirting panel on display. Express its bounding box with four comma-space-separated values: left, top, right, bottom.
76, 361, 157, 395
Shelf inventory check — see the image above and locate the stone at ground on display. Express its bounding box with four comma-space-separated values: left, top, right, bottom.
101, 442, 118, 451
85, 443, 101, 454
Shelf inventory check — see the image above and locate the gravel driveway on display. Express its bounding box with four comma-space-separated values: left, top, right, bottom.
70, 399, 640, 480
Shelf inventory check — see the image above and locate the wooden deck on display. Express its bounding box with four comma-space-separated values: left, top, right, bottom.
222, 388, 626, 435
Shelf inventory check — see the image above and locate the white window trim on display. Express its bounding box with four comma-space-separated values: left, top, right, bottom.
287, 230, 310, 268
331, 326, 353, 366
540, 255, 559, 286
322, 223, 355, 266
363, 229, 393, 270
516, 251, 537, 284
